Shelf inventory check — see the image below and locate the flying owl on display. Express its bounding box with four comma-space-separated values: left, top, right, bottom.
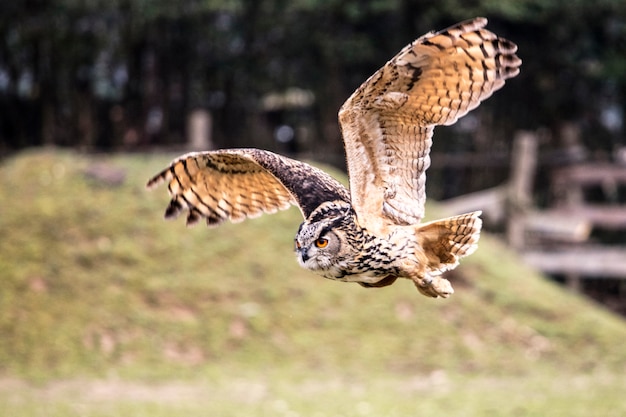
147, 17, 521, 298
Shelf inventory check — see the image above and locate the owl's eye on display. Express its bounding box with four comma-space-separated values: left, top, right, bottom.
315, 237, 329, 248
295, 240, 302, 250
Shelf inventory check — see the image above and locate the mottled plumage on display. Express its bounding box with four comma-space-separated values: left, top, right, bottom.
147, 17, 521, 298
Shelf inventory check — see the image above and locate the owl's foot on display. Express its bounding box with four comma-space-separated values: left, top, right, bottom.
413, 275, 454, 298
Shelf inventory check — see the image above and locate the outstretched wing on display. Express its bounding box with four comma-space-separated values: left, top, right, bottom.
147, 149, 350, 227
339, 17, 521, 233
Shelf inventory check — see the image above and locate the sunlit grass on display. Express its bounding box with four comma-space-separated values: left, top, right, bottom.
1, 371, 625, 417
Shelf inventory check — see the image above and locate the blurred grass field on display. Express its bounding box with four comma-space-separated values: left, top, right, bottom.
1, 148, 626, 416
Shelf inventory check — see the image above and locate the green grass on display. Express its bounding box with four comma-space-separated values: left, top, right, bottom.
1, 371, 625, 416
1, 148, 626, 415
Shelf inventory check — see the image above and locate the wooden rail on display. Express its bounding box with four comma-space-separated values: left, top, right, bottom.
546, 206, 626, 229
523, 246, 626, 278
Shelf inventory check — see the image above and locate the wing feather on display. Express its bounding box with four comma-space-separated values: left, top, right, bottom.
339, 17, 521, 232
147, 149, 350, 227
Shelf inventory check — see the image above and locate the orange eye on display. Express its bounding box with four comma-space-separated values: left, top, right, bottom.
315, 238, 329, 248
295, 240, 302, 250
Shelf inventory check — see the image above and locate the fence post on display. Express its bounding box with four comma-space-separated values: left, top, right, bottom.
507, 131, 538, 250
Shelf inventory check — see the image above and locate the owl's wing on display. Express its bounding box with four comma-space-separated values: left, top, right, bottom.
339, 17, 521, 232
147, 149, 350, 226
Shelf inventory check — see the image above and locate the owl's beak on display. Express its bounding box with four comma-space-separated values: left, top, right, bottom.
299, 248, 309, 263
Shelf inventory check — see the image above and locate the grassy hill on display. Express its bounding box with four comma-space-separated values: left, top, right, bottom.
1, 148, 625, 416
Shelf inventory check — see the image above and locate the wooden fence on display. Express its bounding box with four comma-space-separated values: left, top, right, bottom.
440, 131, 626, 290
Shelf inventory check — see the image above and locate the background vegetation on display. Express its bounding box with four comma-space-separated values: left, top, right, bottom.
1, 0, 625, 161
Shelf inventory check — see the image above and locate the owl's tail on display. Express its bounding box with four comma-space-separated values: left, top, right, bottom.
414, 211, 482, 276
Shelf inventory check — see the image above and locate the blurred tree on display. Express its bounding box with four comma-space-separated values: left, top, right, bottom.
0, 0, 624, 168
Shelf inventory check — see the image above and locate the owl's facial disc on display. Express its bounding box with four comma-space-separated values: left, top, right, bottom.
294, 222, 341, 271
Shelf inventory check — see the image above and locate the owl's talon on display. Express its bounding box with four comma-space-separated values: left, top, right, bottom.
414, 276, 454, 298
432, 277, 454, 298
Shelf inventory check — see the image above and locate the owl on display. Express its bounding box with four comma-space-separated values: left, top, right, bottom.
147, 17, 521, 298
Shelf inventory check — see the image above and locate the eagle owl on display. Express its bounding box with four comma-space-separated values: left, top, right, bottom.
147, 17, 521, 298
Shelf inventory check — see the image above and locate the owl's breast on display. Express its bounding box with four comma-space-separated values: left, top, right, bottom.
317, 232, 407, 284
319, 268, 396, 284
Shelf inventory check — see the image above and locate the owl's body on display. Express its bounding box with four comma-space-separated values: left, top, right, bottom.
293, 198, 482, 296
147, 18, 521, 298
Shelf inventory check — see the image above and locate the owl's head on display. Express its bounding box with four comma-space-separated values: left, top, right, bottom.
294, 201, 357, 275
